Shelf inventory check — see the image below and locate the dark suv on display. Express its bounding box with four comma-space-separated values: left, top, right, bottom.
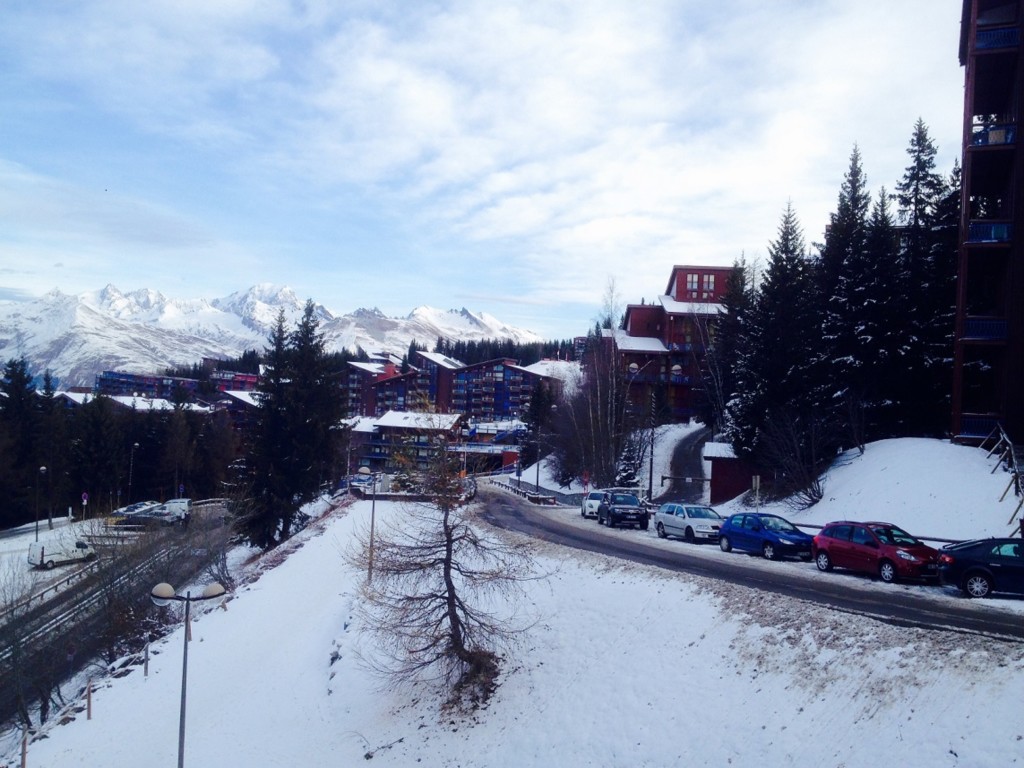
597, 491, 649, 530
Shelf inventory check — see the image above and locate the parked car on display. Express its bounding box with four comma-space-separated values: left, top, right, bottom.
581, 491, 604, 519
131, 499, 191, 527
937, 538, 1024, 598
653, 503, 723, 543
812, 521, 939, 583
28, 540, 97, 569
597, 491, 649, 529
718, 512, 814, 560
111, 500, 161, 518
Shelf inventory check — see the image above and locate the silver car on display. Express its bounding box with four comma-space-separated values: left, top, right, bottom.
654, 503, 724, 543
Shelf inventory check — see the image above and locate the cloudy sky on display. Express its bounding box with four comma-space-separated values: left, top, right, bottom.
0, 0, 965, 340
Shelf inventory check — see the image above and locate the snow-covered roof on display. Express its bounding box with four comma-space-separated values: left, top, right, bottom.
349, 361, 387, 374
518, 359, 580, 382
417, 351, 465, 369
58, 392, 210, 412
222, 390, 260, 408
702, 441, 737, 459
347, 416, 379, 433
659, 295, 723, 317
613, 329, 668, 354
374, 410, 462, 431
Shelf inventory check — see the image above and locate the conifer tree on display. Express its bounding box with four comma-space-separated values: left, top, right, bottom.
728, 203, 823, 488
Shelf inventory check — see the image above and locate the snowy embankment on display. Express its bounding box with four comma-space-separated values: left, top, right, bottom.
3, 438, 1023, 767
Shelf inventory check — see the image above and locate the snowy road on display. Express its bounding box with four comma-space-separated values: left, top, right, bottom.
479, 489, 1024, 642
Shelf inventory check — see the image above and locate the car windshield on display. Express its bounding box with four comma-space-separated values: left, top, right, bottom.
870, 525, 919, 546
687, 507, 719, 519
612, 494, 639, 506
762, 516, 798, 533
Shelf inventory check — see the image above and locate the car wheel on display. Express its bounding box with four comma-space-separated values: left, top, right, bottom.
878, 560, 897, 584
656, 522, 667, 539
719, 535, 732, 553
44, 560, 55, 570
85, 552, 97, 561
607, 516, 616, 529
762, 542, 777, 561
815, 551, 832, 572
684, 527, 695, 544
964, 572, 993, 598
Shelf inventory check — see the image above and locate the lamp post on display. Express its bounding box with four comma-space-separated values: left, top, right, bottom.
150, 581, 226, 768
34, 466, 46, 542
357, 466, 377, 583
127, 442, 139, 504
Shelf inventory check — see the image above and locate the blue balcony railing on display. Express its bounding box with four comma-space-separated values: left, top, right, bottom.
963, 317, 1008, 339
977, 27, 1020, 50
971, 123, 1016, 146
958, 415, 1002, 439
967, 221, 1012, 242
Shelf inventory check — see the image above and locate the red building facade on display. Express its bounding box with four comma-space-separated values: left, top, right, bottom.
615, 265, 734, 422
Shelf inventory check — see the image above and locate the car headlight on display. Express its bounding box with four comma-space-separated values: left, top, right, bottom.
896, 550, 918, 562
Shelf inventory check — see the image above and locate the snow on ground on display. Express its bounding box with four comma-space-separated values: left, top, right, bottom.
3, 437, 1024, 767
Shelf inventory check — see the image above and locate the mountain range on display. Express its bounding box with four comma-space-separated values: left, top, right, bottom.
0, 284, 543, 387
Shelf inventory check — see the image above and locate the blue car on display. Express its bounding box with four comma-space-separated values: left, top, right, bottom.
718, 512, 814, 561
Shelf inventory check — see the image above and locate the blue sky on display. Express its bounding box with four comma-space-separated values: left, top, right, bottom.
0, 0, 965, 340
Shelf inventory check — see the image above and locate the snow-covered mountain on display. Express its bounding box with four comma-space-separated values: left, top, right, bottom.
0, 285, 543, 387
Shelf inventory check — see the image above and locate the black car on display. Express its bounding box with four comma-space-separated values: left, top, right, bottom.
938, 538, 1024, 598
597, 491, 649, 530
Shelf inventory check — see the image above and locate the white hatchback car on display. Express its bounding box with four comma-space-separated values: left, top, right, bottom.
581, 491, 604, 518
653, 503, 724, 543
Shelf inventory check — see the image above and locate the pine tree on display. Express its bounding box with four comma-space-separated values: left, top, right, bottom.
895, 121, 958, 435
728, 204, 830, 503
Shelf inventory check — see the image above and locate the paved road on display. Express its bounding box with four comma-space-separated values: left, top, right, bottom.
479, 490, 1024, 642
657, 425, 712, 503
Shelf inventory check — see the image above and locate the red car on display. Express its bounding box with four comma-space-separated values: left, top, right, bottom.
812, 521, 939, 583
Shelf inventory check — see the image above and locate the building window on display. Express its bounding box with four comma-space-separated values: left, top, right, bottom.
686, 273, 698, 292
703, 274, 715, 293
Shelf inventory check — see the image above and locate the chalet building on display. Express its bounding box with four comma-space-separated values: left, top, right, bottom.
341, 351, 557, 423
450, 358, 537, 422
953, 0, 1024, 442
612, 265, 733, 422
95, 369, 258, 401
359, 410, 466, 473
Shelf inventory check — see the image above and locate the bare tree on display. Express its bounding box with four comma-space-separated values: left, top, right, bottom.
350, 429, 537, 712
758, 408, 828, 508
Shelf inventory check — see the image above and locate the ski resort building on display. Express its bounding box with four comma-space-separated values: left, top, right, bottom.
953, 0, 1024, 443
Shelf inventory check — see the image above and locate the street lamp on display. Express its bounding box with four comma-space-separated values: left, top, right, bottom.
127, 442, 139, 504
357, 466, 377, 583
150, 581, 226, 768
34, 466, 46, 542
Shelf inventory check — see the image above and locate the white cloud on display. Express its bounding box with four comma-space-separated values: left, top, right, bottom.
0, 0, 967, 337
